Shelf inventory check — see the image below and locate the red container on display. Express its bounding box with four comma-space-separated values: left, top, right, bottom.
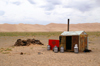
48, 39, 59, 50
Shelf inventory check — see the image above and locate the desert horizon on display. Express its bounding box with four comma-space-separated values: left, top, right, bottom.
0, 23, 100, 32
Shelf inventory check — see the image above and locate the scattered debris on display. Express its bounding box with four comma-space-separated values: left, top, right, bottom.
14, 38, 44, 46
38, 52, 43, 55
20, 52, 23, 55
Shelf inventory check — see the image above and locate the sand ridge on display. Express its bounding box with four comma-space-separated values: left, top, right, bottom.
0, 23, 100, 32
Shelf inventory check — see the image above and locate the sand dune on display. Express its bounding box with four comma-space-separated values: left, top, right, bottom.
0, 23, 100, 32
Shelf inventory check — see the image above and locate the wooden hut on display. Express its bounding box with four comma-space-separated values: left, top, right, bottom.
59, 31, 88, 52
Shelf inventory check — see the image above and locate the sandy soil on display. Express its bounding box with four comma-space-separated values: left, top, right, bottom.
0, 35, 100, 66
0, 23, 100, 32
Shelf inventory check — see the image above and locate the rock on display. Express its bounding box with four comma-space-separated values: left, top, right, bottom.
20, 52, 23, 55
38, 52, 43, 55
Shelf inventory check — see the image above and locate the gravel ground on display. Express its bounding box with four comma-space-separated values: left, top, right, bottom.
0, 36, 100, 66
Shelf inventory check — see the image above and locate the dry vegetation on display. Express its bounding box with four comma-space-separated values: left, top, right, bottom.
0, 32, 62, 37
0, 31, 100, 37
0, 48, 12, 54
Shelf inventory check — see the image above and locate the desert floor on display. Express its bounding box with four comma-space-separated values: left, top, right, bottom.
0, 35, 100, 66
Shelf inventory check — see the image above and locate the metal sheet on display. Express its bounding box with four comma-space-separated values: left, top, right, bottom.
61, 31, 84, 36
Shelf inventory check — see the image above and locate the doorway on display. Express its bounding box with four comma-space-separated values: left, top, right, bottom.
66, 36, 72, 50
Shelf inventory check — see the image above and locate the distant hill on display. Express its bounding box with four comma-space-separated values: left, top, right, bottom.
0, 23, 100, 32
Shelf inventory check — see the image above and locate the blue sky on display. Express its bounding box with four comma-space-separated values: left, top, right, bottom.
0, 0, 100, 25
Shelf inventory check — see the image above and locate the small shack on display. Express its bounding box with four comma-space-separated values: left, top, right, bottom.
59, 31, 88, 52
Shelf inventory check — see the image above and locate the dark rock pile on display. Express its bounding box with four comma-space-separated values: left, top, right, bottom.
14, 38, 44, 46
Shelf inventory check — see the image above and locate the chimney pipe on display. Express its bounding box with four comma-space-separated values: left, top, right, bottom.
67, 19, 70, 31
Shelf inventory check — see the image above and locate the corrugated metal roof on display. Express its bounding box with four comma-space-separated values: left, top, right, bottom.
61, 31, 85, 36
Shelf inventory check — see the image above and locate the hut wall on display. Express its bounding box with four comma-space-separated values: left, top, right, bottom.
84, 35, 88, 49
87, 37, 89, 49
59, 36, 66, 50
59, 35, 79, 51
79, 34, 88, 52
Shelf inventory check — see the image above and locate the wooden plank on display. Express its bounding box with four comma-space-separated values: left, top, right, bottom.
84, 35, 87, 49
80, 35, 83, 51
79, 35, 88, 52
72, 36, 79, 51
59, 36, 66, 51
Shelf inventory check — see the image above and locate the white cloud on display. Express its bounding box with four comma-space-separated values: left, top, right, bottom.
0, 11, 5, 16
0, 0, 100, 24
28, 0, 35, 4
12, 1, 21, 5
